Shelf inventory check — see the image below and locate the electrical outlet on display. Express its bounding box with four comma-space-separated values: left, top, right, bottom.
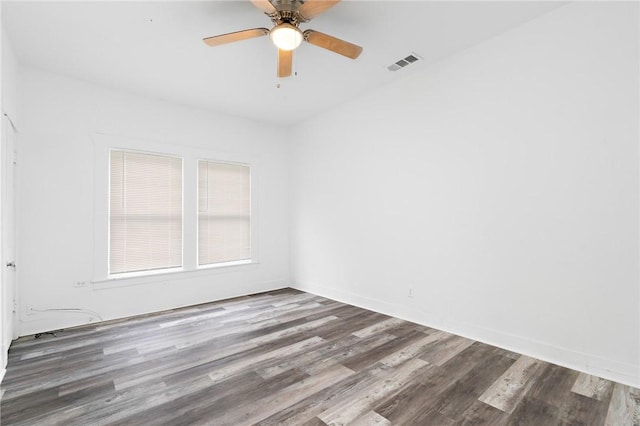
408, 288, 414, 298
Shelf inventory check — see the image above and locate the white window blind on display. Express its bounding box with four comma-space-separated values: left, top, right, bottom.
110, 150, 183, 275
198, 160, 250, 266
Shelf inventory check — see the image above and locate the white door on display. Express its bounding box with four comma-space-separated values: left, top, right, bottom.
1, 114, 17, 362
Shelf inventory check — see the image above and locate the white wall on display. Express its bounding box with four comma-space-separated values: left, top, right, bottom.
17, 67, 290, 336
1, 26, 20, 376
290, 2, 640, 386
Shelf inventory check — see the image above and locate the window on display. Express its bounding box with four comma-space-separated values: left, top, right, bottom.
109, 149, 183, 275
198, 160, 251, 266
94, 133, 257, 284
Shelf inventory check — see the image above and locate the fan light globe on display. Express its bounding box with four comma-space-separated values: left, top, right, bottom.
270, 23, 303, 51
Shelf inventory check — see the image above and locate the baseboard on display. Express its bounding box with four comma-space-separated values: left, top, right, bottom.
292, 282, 640, 388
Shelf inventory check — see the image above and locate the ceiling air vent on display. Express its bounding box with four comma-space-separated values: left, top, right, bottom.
388, 53, 421, 71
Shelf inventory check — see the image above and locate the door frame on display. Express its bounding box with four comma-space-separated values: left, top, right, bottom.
1, 112, 18, 369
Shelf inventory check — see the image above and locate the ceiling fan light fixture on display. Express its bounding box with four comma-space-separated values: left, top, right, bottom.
270, 23, 303, 51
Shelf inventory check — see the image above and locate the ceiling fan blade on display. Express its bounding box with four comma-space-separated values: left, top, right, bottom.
303, 30, 362, 59
278, 49, 293, 78
250, 0, 277, 14
298, 0, 340, 20
203, 28, 269, 47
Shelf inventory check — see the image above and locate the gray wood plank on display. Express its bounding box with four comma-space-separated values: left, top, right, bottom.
604, 383, 640, 426
572, 372, 614, 401
318, 358, 432, 425
348, 410, 391, 426
200, 364, 354, 426
477, 355, 546, 414
378, 330, 449, 367
419, 334, 475, 366
208, 336, 326, 384
256, 364, 392, 426
351, 318, 406, 338
374, 342, 500, 424
459, 400, 508, 425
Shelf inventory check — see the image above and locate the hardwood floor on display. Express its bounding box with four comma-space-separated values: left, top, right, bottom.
1, 288, 639, 425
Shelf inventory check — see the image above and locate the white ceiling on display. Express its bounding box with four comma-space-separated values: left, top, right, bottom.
2, 1, 566, 125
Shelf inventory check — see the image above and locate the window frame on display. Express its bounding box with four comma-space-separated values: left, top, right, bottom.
108, 148, 185, 278
196, 158, 252, 270
92, 133, 259, 286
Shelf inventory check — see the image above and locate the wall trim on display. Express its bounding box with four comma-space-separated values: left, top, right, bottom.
292, 281, 640, 388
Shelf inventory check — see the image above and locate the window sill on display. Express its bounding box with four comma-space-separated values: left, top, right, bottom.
92, 260, 258, 290
107, 267, 184, 280
197, 259, 252, 270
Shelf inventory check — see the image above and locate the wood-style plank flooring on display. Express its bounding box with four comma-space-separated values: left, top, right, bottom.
2, 288, 639, 425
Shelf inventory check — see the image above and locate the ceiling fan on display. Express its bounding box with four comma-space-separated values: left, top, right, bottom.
203, 0, 363, 78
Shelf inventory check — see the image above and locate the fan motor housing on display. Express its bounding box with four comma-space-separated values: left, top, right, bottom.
269, 0, 308, 25
271, 0, 305, 13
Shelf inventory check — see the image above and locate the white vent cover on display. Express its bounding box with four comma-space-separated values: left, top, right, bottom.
388, 53, 421, 71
